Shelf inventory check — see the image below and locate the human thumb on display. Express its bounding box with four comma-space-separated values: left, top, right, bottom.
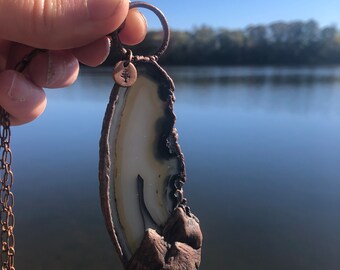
0, 0, 129, 49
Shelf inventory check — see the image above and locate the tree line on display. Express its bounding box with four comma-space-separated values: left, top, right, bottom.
105, 20, 340, 66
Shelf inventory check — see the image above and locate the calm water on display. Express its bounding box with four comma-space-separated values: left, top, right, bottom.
11, 66, 340, 270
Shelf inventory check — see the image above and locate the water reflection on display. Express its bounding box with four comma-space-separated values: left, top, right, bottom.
11, 66, 340, 270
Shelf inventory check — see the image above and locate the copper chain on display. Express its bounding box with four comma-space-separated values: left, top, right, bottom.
0, 48, 45, 270
0, 108, 14, 270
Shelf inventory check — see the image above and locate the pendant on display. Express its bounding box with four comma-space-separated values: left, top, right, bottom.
99, 2, 202, 269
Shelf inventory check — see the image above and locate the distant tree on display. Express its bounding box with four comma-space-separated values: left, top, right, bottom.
161, 30, 194, 65
244, 25, 269, 64
318, 26, 340, 63
191, 26, 218, 64
246, 25, 268, 46
321, 26, 337, 41
268, 22, 289, 43
217, 29, 245, 65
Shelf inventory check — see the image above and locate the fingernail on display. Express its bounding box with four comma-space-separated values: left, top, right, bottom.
87, 0, 121, 21
140, 11, 148, 30
132, 9, 148, 29
46, 52, 63, 87
7, 72, 30, 102
46, 52, 79, 87
103, 36, 112, 63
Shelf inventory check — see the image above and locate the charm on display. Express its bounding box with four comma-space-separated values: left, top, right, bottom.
99, 2, 202, 269
112, 50, 137, 87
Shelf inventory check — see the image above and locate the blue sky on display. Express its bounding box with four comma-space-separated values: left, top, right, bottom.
143, 0, 340, 30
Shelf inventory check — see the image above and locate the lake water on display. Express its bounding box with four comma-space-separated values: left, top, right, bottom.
10, 66, 340, 270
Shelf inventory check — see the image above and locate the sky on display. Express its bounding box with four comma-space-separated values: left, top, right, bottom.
142, 0, 340, 30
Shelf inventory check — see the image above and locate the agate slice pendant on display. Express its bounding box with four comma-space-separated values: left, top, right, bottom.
99, 2, 202, 269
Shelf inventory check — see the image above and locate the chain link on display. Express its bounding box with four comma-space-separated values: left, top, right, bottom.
0, 108, 15, 270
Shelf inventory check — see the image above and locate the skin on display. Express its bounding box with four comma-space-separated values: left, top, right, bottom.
0, 0, 147, 125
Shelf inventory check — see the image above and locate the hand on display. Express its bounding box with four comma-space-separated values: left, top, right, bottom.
0, 0, 147, 125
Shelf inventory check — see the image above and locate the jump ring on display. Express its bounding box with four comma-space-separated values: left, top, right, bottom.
129, 1, 170, 59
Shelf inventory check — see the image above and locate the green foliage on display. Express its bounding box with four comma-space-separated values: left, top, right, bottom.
105, 20, 340, 66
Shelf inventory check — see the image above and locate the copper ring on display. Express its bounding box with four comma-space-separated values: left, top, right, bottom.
129, 1, 170, 59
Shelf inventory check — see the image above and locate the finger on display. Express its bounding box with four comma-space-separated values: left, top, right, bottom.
0, 70, 46, 125
119, 8, 147, 45
28, 50, 79, 88
72, 37, 111, 67
0, 0, 129, 49
5, 44, 79, 88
